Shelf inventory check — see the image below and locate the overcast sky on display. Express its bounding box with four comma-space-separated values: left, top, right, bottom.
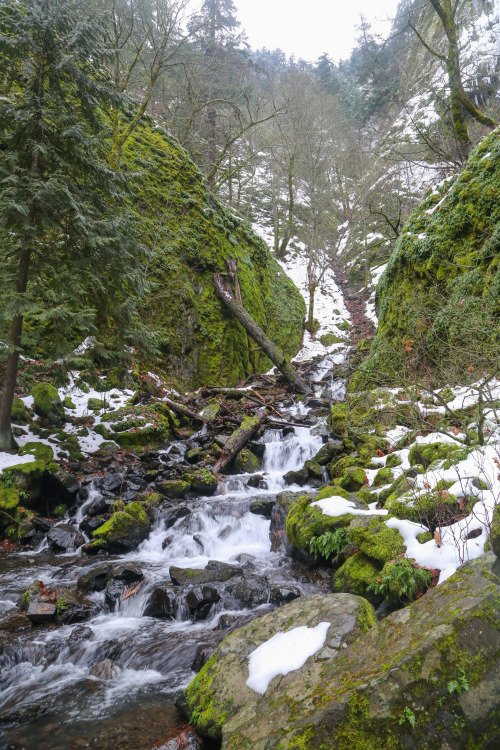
232, 0, 402, 62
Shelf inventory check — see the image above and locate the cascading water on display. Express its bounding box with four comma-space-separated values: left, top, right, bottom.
0, 359, 345, 750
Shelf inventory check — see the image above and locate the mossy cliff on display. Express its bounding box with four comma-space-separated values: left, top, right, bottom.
360, 128, 500, 386
123, 121, 306, 387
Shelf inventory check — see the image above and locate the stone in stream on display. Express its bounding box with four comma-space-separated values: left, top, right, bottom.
269, 586, 301, 606
157, 480, 191, 499
0, 608, 32, 632
233, 449, 260, 474
283, 468, 309, 486
184, 585, 220, 619
26, 602, 57, 624
185, 556, 500, 749
170, 562, 240, 586
143, 586, 179, 619
181, 592, 375, 745
225, 575, 269, 608
89, 658, 118, 681
47, 523, 85, 552
86, 494, 114, 516
249, 498, 275, 519
77, 563, 113, 593
68, 625, 93, 645
79, 514, 106, 535
54, 588, 100, 625
165, 506, 191, 529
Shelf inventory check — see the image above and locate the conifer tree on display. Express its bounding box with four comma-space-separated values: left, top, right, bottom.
0, 0, 147, 450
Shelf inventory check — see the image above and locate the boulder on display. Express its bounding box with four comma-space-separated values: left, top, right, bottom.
143, 586, 179, 619
157, 480, 191, 499
283, 468, 309, 487
189, 555, 500, 750
347, 516, 406, 564
87, 501, 151, 553
47, 523, 85, 552
77, 564, 113, 593
55, 588, 99, 625
170, 561, 240, 586
233, 449, 260, 474
32, 382, 65, 424
182, 592, 376, 744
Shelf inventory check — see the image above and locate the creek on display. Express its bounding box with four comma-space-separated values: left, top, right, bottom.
0, 354, 345, 750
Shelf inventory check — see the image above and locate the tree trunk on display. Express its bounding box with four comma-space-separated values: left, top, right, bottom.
277, 154, 295, 258
213, 407, 268, 473
306, 281, 317, 333
213, 273, 310, 394
163, 397, 207, 424
0, 247, 31, 450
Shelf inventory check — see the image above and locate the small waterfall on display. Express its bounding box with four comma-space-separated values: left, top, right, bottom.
261, 427, 323, 473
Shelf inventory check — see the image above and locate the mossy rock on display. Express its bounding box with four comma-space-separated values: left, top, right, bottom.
327, 403, 349, 436
371, 467, 395, 488
233, 449, 260, 474
386, 453, 402, 468
337, 320, 351, 332
379, 474, 416, 507
408, 441, 459, 469
320, 333, 345, 346
304, 459, 323, 480
334, 466, 367, 492
347, 516, 405, 564
328, 455, 364, 480
88, 397, 108, 411
11, 398, 29, 424
63, 397, 76, 409
285, 494, 354, 551
315, 485, 351, 501
52, 504, 67, 518
333, 552, 382, 604
90, 503, 151, 552
32, 382, 64, 424
313, 440, 344, 466
183, 470, 218, 496
157, 480, 191, 499
491, 504, 500, 556
0, 485, 20, 512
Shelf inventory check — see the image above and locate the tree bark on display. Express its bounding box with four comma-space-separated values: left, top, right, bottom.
0, 247, 31, 450
213, 272, 310, 394
163, 397, 207, 424
213, 407, 268, 473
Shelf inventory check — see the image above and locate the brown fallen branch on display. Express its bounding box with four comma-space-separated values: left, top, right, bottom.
163, 397, 207, 424
213, 271, 310, 395
213, 407, 268, 473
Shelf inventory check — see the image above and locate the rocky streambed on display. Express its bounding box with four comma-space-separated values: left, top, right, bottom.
0, 355, 343, 750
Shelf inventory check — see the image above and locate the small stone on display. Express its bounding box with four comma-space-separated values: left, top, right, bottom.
26, 602, 57, 624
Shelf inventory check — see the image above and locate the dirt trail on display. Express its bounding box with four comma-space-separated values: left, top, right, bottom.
333, 266, 375, 345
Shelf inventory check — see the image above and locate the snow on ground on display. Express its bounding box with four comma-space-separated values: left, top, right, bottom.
276, 252, 351, 362
0, 453, 35, 472
246, 622, 330, 695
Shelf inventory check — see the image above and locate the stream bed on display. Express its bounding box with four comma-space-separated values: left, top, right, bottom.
0, 356, 344, 750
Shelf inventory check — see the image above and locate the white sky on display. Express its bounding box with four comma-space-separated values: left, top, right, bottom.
233, 0, 402, 62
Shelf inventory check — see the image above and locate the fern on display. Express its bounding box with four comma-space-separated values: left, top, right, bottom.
368, 558, 431, 604
309, 529, 350, 561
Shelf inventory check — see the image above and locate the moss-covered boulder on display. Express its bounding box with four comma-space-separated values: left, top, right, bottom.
347, 516, 405, 564
157, 479, 190, 499
182, 593, 376, 744
213, 554, 500, 749
408, 441, 460, 470
333, 552, 382, 604
32, 382, 64, 424
89, 501, 151, 553
304, 459, 324, 480
334, 466, 367, 492
183, 469, 218, 496
371, 466, 395, 487
11, 398, 29, 424
233, 449, 260, 474
285, 493, 355, 552
327, 403, 349, 436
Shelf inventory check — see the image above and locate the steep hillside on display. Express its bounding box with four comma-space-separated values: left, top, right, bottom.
124, 122, 305, 388
357, 127, 500, 387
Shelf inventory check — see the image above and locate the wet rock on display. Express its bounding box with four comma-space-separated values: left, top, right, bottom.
77, 564, 112, 593
47, 523, 85, 552
269, 586, 301, 605
68, 625, 93, 644
269, 491, 302, 554
170, 562, 240, 586
143, 586, 178, 619
283, 468, 309, 486
186, 447, 202, 464
86, 494, 114, 517
104, 580, 126, 611
249, 498, 275, 519
183, 592, 376, 745
217, 524, 232, 540
89, 658, 117, 681
304, 459, 323, 480
87, 502, 151, 553
46, 468, 81, 501
193, 534, 204, 551
26, 602, 57, 624
233, 449, 260, 474
165, 506, 191, 529
246, 474, 265, 489
157, 479, 191, 499
79, 515, 107, 536
99, 473, 125, 494
0, 703, 48, 724
226, 575, 269, 608
191, 644, 213, 672
152, 728, 202, 750
0, 608, 32, 632
55, 588, 99, 625
184, 469, 218, 496
313, 440, 344, 465
112, 562, 144, 583
32, 515, 51, 532
184, 585, 220, 619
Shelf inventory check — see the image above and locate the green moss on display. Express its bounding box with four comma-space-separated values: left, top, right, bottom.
52, 504, 67, 518
185, 652, 233, 741
372, 467, 394, 488
386, 454, 402, 468
333, 553, 382, 603
286, 494, 355, 551
348, 517, 405, 563
320, 333, 345, 346
32, 382, 64, 422
316, 485, 351, 501
327, 403, 349, 436
417, 531, 433, 544
63, 396, 76, 409
334, 466, 367, 492
0, 485, 20, 511
11, 398, 29, 424
19, 442, 54, 462
408, 442, 459, 469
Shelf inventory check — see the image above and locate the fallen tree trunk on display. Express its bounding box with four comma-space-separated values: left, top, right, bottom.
163, 397, 207, 424
213, 272, 310, 395
213, 407, 268, 473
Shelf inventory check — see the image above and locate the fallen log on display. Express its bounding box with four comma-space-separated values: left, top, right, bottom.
163, 397, 207, 424
213, 407, 268, 473
213, 272, 310, 395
